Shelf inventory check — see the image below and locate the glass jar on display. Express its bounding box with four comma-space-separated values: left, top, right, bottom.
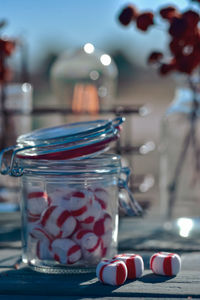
20, 153, 120, 273
160, 78, 200, 223
0, 118, 141, 273
50, 44, 117, 117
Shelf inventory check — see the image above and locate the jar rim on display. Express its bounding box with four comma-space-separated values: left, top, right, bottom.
17, 153, 121, 176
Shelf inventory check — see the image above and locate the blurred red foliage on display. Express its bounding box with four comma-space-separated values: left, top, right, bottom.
0, 38, 16, 83
118, 2, 200, 76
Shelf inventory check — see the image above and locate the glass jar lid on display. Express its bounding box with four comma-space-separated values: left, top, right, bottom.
13, 117, 124, 160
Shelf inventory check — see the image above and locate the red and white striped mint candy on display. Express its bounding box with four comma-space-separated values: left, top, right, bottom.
113, 253, 144, 279
40, 205, 77, 238
81, 201, 102, 229
74, 229, 102, 251
27, 188, 51, 218
96, 259, 127, 286
49, 188, 71, 208
150, 252, 181, 276
29, 225, 53, 243
74, 229, 103, 261
93, 187, 109, 209
36, 239, 53, 260
51, 238, 81, 264
93, 212, 112, 236
70, 190, 101, 225
27, 214, 41, 223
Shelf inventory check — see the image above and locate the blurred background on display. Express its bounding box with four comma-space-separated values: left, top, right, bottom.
0, 0, 190, 215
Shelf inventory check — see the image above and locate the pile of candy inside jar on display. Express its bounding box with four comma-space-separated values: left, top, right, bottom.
26, 182, 116, 266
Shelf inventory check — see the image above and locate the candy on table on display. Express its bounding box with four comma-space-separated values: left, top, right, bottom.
27, 187, 51, 218
150, 252, 181, 276
96, 259, 127, 286
51, 238, 81, 264
40, 205, 77, 238
113, 253, 144, 279
36, 239, 53, 260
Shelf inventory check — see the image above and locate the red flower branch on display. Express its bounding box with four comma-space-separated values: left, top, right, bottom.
118, 3, 200, 76
118, 2, 200, 219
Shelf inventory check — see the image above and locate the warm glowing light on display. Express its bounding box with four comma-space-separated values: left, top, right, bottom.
83, 43, 94, 54
177, 218, 193, 238
72, 83, 99, 114
100, 54, 111, 66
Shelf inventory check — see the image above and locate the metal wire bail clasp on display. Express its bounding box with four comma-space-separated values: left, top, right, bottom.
111, 116, 125, 129
0, 146, 24, 177
118, 166, 143, 217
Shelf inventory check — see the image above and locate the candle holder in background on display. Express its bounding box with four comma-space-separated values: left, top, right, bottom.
50, 43, 118, 122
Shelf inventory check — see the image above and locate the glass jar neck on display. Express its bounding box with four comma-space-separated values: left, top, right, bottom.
17, 153, 121, 177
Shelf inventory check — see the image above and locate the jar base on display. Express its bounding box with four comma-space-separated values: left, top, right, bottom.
28, 260, 96, 274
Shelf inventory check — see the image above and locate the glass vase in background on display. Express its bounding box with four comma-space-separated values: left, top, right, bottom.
50, 43, 118, 123
160, 76, 200, 236
0, 82, 33, 212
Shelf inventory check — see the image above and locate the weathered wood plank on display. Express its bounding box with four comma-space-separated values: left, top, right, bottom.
0, 267, 199, 298
0, 214, 200, 298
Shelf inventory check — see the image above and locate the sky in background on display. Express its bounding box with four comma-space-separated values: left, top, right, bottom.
2, 0, 190, 71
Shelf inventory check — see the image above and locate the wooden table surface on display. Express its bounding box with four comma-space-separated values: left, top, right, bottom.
0, 212, 200, 299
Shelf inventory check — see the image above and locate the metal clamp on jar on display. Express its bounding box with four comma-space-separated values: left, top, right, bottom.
0, 117, 142, 273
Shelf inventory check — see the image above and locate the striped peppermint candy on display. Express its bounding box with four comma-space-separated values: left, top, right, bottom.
40, 205, 77, 238
92, 187, 109, 209
93, 212, 112, 236
48, 188, 71, 208
150, 252, 181, 276
96, 259, 127, 286
113, 253, 144, 279
29, 225, 53, 243
69, 190, 102, 225
27, 189, 51, 219
36, 239, 53, 260
74, 229, 102, 252
51, 238, 81, 265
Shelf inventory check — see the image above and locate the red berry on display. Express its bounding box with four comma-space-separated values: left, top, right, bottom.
169, 17, 188, 39
118, 5, 138, 26
160, 6, 180, 21
159, 61, 176, 75
136, 12, 154, 31
148, 51, 163, 64
182, 10, 199, 28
